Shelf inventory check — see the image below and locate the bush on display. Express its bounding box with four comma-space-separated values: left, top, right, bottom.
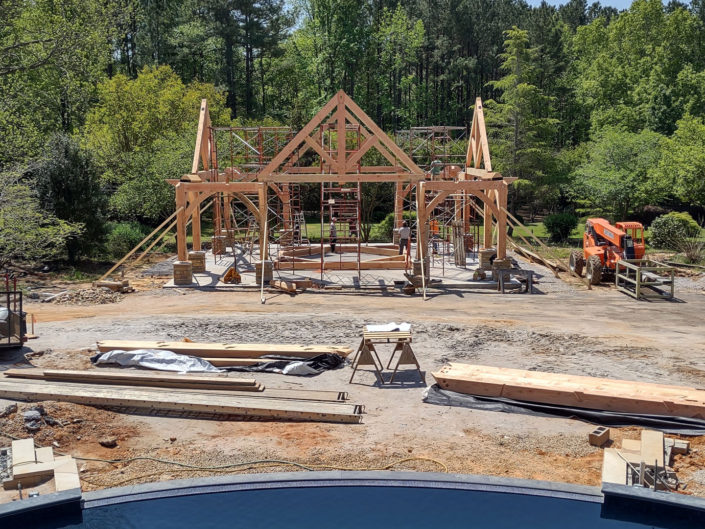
105, 222, 148, 259
543, 213, 579, 242
370, 211, 417, 241
648, 212, 701, 250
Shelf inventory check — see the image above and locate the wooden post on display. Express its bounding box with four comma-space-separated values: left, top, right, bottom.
258, 184, 268, 260
191, 191, 201, 251
416, 182, 427, 260
394, 182, 404, 243
483, 203, 492, 249
176, 184, 188, 261
497, 185, 507, 259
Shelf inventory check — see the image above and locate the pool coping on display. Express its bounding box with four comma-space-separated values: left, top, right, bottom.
81, 471, 603, 509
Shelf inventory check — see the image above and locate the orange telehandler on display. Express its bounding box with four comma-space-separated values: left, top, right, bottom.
569, 218, 646, 284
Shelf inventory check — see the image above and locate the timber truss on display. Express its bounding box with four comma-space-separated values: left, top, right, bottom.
172, 93, 513, 285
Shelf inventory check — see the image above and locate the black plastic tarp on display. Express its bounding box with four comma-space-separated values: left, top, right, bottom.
225, 353, 346, 376
423, 384, 705, 435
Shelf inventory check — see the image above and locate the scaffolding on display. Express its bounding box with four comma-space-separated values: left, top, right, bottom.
394, 126, 467, 172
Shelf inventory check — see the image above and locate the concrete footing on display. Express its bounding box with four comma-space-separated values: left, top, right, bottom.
173, 261, 193, 285
188, 251, 206, 273
254, 260, 273, 285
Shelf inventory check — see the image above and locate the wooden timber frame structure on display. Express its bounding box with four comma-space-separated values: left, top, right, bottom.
174, 92, 511, 285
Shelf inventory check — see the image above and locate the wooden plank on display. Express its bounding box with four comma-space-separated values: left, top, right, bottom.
432, 363, 705, 418
12, 456, 72, 480
0, 379, 363, 424
602, 448, 628, 484
275, 260, 407, 271
641, 430, 665, 467
96, 340, 353, 358
11, 438, 35, 468
621, 439, 641, 453
271, 279, 298, 293
4, 368, 261, 391
35, 446, 54, 463
54, 457, 81, 492
13, 377, 346, 403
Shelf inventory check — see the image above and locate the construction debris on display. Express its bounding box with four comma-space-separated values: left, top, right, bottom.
601, 429, 689, 490
93, 280, 135, 293
2, 438, 80, 491
432, 362, 705, 419
46, 288, 124, 305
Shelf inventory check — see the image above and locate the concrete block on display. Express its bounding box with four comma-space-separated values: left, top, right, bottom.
589, 426, 610, 447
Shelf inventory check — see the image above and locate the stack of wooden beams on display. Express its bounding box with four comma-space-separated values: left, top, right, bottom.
97, 339, 353, 367
432, 363, 705, 418
3, 438, 80, 491
0, 369, 362, 423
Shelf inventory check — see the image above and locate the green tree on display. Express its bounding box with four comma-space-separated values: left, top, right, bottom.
656, 114, 705, 207
573, 127, 666, 220
85, 65, 228, 180
0, 171, 81, 267
485, 27, 558, 216
28, 134, 107, 262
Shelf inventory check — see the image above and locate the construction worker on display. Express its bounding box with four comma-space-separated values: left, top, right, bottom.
395, 220, 411, 255
330, 218, 337, 253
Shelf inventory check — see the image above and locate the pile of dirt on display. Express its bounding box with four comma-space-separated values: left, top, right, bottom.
49, 288, 123, 305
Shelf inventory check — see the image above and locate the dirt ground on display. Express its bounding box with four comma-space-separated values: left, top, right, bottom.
2, 254, 705, 502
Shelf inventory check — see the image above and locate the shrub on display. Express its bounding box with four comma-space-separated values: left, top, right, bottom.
371, 211, 417, 241
543, 213, 579, 242
648, 212, 701, 250
105, 222, 148, 259
678, 237, 705, 264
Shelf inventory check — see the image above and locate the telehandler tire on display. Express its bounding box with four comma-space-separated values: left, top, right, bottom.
586, 254, 603, 285
569, 250, 585, 276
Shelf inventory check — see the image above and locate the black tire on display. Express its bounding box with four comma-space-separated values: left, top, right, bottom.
586, 255, 603, 285
569, 250, 585, 276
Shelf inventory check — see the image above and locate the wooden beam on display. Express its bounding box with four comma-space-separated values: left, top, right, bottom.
0, 379, 363, 424
177, 182, 264, 194
343, 93, 425, 175
258, 173, 423, 183
433, 363, 705, 418
256, 95, 339, 181
192, 99, 209, 173
303, 135, 336, 168
97, 340, 353, 358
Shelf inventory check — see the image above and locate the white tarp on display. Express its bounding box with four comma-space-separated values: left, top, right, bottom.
92, 349, 223, 373
364, 322, 411, 332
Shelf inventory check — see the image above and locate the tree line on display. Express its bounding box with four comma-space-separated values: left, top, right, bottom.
1, 0, 705, 266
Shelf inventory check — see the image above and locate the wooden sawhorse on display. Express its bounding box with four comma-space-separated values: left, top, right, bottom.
349, 330, 423, 384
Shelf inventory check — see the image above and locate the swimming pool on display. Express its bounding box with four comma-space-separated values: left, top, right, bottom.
4, 472, 704, 529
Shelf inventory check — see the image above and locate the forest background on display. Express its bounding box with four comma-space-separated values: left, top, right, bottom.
2, 0, 705, 267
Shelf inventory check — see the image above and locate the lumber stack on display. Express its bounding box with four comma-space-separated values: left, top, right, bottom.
96, 340, 353, 363
3, 438, 80, 491
4, 368, 263, 392
432, 363, 705, 418
2, 369, 349, 402
0, 377, 363, 423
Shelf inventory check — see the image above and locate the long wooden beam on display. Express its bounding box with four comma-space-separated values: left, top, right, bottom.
258, 173, 424, 183
97, 340, 353, 358
0, 379, 363, 423
433, 363, 705, 419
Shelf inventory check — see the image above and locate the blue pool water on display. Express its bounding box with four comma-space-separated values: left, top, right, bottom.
30, 485, 697, 529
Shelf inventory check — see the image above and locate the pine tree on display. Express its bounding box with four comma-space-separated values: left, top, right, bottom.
484, 27, 558, 217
